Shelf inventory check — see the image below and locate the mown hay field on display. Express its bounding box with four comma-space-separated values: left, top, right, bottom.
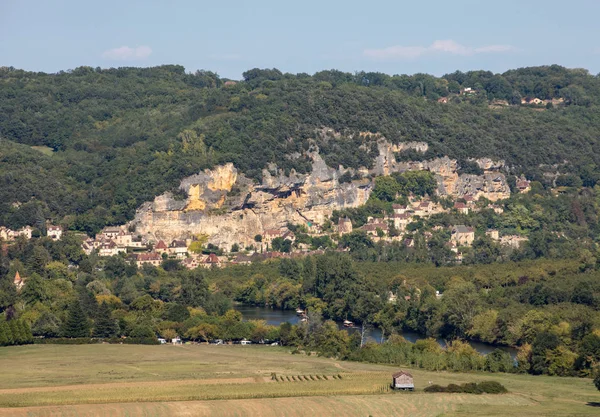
0, 344, 598, 416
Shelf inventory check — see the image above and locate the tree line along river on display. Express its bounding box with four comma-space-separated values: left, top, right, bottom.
234, 305, 517, 358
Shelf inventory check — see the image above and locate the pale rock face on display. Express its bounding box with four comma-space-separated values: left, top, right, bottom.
392, 141, 429, 153
131, 155, 371, 248
131, 137, 510, 248
472, 158, 506, 171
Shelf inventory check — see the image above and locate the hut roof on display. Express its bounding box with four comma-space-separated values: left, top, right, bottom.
392, 370, 413, 378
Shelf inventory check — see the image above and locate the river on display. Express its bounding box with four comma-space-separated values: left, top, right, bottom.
235, 305, 517, 357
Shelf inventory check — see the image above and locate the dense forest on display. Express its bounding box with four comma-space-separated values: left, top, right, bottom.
2, 65, 600, 233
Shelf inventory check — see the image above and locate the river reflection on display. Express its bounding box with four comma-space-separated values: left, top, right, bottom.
235, 305, 517, 358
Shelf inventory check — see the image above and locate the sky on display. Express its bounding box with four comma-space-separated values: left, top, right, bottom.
1, 0, 599, 79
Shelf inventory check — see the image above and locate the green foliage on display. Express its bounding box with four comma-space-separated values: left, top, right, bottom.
165, 303, 191, 322
424, 381, 507, 394
0, 319, 33, 346
62, 299, 90, 338
271, 238, 292, 253
93, 302, 118, 338
129, 325, 155, 339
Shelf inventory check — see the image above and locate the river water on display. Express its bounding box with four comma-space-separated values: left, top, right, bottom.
235, 305, 517, 357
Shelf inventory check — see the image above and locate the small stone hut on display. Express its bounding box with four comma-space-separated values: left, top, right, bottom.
391, 370, 414, 391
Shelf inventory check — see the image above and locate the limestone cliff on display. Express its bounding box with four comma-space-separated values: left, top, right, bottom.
131, 137, 510, 249
132, 154, 372, 249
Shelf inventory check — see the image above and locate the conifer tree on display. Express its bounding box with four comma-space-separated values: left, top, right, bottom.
93, 302, 118, 338
62, 299, 90, 338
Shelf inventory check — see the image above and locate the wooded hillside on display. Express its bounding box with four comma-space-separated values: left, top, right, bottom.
2, 64, 600, 232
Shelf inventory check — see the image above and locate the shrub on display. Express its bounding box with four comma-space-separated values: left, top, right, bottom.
446, 384, 463, 393
461, 382, 482, 394
424, 384, 446, 393
423, 381, 507, 394
478, 381, 508, 394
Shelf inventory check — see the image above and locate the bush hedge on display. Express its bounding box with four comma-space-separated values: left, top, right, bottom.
424, 381, 507, 394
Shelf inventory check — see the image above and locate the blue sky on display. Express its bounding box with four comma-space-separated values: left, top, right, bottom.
1, 0, 599, 79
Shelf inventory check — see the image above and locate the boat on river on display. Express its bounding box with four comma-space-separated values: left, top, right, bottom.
343, 320, 354, 328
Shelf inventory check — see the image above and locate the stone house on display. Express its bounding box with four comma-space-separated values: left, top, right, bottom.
281, 230, 296, 242
516, 176, 531, 193
154, 240, 168, 254
450, 225, 475, 246
114, 230, 133, 247
463, 194, 475, 205
392, 204, 408, 215
361, 222, 388, 237
98, 240, 126, 257
392, 213, 410, 231
486, 229, 499, 240
454, 202, 469, 214
181, 257, 199, 270
135, 252, 162, 268
337, 217, 353, 235
263, 229, 283, 245
47, 225, 63, 241
201, 253, 222, 268
100, 226, 122, 240
169, 240, 188, 259
81, 240, 94, 255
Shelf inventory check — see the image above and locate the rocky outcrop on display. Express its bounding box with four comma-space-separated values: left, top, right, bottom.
393, 142, 429, 153
132, 154, 372, 249
131, 137, 510, 249
373, 141, 510, 200
472, 158, 505, 171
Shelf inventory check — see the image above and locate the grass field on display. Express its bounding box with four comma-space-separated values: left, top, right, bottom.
0, 344, 598, 416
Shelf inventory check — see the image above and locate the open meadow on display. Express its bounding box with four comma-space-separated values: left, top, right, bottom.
0, 344, 598, 416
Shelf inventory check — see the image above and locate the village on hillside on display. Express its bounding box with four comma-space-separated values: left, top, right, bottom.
74, 175, 533, 270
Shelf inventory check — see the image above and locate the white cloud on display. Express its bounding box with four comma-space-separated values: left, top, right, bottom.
364, 39, 515, 60
102, 45, 152, 61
